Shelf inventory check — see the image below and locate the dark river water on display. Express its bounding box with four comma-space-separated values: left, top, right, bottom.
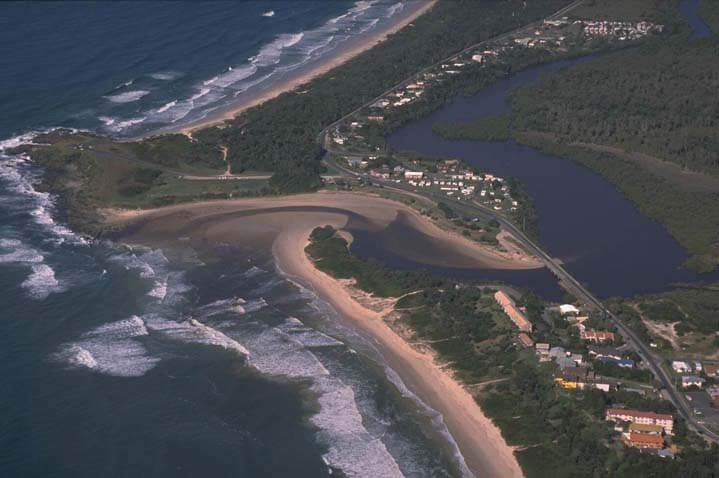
373, 1, 719, 299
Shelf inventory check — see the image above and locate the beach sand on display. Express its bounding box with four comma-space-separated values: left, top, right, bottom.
105, 191, 542, 270
175, 0, 437, 135
109, 191, 531, 477
273, 226, 523, 478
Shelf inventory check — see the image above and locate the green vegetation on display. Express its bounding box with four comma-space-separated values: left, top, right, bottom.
20, 0, 572, 221
510, 39, 719, 176
699, 0, 719, 35
11, 130, 268, 230
431, 113, 511, 141
568, 0, 682, 23
637, 283, 719, 335
305, 225, 719, 478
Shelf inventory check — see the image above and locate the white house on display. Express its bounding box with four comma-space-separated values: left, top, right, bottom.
672, 361, 691, 373
559, 304, 580, 315
404, 171, 423, 180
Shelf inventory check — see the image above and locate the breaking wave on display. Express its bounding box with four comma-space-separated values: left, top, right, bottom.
53, 316, 158, 377
109, 0, 394, 136
104, 89, 150, 103
22, 263, 64, 299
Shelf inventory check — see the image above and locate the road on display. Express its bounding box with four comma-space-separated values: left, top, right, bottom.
315, 0, 719, 442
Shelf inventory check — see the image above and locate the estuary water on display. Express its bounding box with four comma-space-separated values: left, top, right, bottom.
0, 2, 469, 477
387, 1, 719, 299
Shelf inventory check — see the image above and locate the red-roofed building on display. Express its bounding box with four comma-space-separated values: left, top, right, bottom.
606, 408, 673, 435
581, 329, 615, 343
494, 291, 532, 333
625, 432, 664, 449
518, 332, 534, 348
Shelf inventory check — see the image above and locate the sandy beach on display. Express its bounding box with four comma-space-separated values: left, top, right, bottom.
175, 0, 437, 135
273, 227, 523, 477
105, 191, 541, 270
109, 190, 531, 477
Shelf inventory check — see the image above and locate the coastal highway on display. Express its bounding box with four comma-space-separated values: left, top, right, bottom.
314, 0, 719, 441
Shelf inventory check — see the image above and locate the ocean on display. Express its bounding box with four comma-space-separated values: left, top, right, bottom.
0, 2, 468, 477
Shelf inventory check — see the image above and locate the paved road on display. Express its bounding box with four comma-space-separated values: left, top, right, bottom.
315, 0, 719, 442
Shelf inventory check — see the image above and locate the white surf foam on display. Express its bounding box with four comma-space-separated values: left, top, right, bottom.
0, 134, 89, 245
54, 315, 158, 377
150, 71, 181, 81
156, 100, 177, 113
195, 296, 248, 317
104, 89, 150, 103
386, 2, 404, 18
0, 239, 44, 264
249, 32, 304, 68
21, 264, 64, 299
147, 315, 250, 357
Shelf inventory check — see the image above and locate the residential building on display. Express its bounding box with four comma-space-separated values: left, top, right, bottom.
629, 423, 664, 435
707, 385, 719, 406
705, 363, 719, 378
548, 346, 566, 360
672, 361, 691, 373
681, 375, 705, 389
624, 432, 664, 449
518, 332, 534, 348
367, 115, 384, 122
581, 330, 615, 343
694, 361, 703, 372
404, 171, 424, 180
535, 343, 550, 361
588, 346, 623, 361
559, 304, 580, 315
606, 409, 674, 435
494, 291, 532, 332
597, 356, 634, 368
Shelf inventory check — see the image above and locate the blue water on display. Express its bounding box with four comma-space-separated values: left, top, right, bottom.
680, 0, 712, 39
0, 2, 469, 477
0, 1, 412, 138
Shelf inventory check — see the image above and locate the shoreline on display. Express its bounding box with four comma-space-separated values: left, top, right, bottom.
108, 190, 530, 476
102, 191, 542, 270
164, 0, 437, 137
272, 225, 523, 477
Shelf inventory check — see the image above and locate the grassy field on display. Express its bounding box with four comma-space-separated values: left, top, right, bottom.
11, 130, 268, 230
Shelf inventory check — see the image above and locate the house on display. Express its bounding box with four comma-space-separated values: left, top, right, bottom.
694, 361, 703, 372
672, 361, 691, 373
548, 346, 566, 360
404, 171, 424, 180
471, 54, 484, 63
681, 375, 705, 389
704, 363, 719, 378
518, 332, 534, 348
606, 409, 674, 434
629, 423, 663, 435
557, 356, 579, 370
535, 343, 550, 361
624, 432, 664, 449
367, 115, 384, 122
706, 385, 719, 406
559, 304, 580, 315
588, 346, 623, 361
597, 356, 635, 368
494, 291, 532, 332
581, 330, 615, 343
